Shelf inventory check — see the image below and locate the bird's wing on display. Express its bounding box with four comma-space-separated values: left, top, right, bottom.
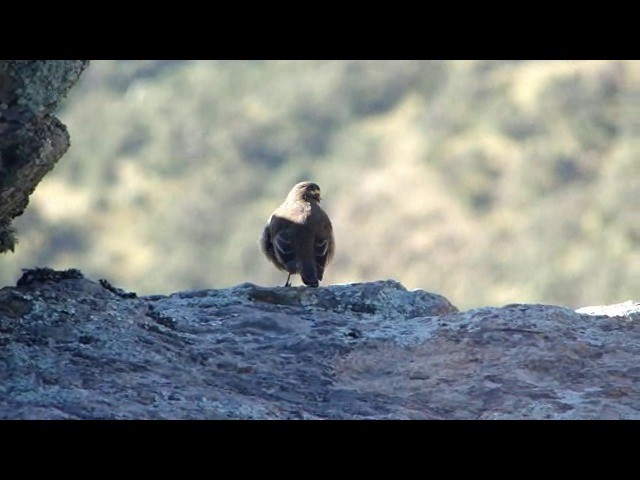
315, 219, 334, 281
273, 227, 296, 270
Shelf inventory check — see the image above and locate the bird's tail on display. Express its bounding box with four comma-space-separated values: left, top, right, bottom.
300, 260, 319, 287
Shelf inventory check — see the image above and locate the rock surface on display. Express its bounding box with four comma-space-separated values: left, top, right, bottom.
0, 271, 637, 419
0, 60, 89, 253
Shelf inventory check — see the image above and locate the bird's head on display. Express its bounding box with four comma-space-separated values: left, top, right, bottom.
290, 181, 322, 203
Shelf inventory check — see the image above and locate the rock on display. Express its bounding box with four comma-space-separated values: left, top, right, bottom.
576, 301, 640, 320
0, 60, 89, 253
0, 271, 637, 419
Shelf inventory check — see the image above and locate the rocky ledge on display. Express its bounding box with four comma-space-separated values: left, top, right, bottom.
0, 269, 637, 419
0, 60, 89, 253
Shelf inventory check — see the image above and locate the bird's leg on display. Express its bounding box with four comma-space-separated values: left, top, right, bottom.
284, 273, 292, 287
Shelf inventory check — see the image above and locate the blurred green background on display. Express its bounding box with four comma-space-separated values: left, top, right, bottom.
1, 60, 638, 309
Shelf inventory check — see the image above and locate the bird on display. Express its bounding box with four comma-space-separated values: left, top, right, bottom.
260, 181, 335, 287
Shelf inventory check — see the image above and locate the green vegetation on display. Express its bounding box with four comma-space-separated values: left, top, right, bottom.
2, 60, 637, 309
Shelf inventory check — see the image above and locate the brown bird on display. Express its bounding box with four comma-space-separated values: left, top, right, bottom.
260, 181, 335, 287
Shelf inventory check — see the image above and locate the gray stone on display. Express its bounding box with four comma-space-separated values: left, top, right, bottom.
0, 60, 89, 253
0, 274, 637, 419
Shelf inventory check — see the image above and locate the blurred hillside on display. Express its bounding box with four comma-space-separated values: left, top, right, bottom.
1, 60, 638, 309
